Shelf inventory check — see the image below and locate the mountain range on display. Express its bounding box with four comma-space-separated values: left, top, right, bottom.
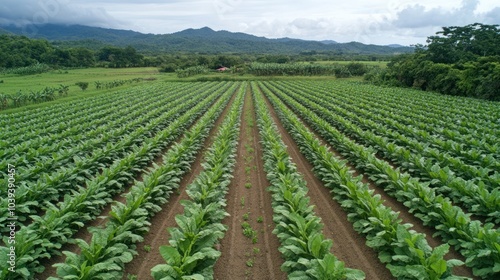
0, 24, 413, 55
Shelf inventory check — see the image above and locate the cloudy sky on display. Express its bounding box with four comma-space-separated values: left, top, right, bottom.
0, 0, 499, 45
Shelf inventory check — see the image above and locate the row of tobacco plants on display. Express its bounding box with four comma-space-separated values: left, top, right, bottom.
260, 80, 499, 279
0, 83, 230, 232
49, 84, 242, 279
258, 81, 469, 279
252, 82, 365, 280
279, 81, 499, 223
0, 82, 238, 279
151, 84, 245, 279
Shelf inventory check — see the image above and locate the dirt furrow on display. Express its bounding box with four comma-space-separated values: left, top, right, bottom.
123, 89, 239, 280
261, 92, 394, 279
214, 89, 285, 280
36, 91, 232, 279
37, 130, 180, 279
263, 87, 474, 278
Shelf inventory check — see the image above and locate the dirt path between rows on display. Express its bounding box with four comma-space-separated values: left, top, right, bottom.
214, 89, 286, 280
37, 121, 188, 279
260, 90, 395, 279
261, 85, 474, 278
36, 88, 237, 279
123, 89, 239, 279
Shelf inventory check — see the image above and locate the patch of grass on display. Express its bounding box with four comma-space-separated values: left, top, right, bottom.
245, 182, 252, 189
256, 216, 263, 223
143, 245, 151, 252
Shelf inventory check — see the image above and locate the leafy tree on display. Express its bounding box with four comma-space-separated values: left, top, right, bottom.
70, 47, 96, 67
426, 23, 500, 63
373, 23, 500, 100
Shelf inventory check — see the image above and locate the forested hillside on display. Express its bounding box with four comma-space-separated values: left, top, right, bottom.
368, 23, 500, 100
1, 24, 413, 55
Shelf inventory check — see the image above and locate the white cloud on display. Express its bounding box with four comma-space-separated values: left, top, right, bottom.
392, 0, 483, 28
0, 0, 125, 28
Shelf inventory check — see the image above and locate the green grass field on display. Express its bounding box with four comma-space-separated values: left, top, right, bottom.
0, 68, 166, 113
0, 67, 161, 94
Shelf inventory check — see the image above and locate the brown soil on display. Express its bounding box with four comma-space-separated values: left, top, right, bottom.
213, 90, 286, 279
285, 96, 475, 277
37, 160, 150, 278
262, 88, 474, 278
34, 82, 476, 280
36, 90, 236, 279
260, 91, 395, 279
123, 89, 239, 279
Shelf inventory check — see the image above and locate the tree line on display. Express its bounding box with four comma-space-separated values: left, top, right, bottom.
366, 23, 500, 101
1, 34, 395, 73
0, 35, 144, 69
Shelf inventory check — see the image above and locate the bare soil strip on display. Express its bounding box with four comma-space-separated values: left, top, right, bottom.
36, 87, 237, 279
214, 90, 286, 280
123, 90, 240, 280
37, 135, 189, 279
261, 92, 395, 279
263, 89, 475, 278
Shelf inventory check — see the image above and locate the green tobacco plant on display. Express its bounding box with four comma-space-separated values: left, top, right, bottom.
151, 84, 245, 279
258, 81, 468, 279
252, 82, 365, 280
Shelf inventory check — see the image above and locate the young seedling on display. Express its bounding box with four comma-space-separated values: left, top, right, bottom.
242, 221, 258, 243
245, 182, 252, 189
243, 212, 250, 221
244, 144, 254, 154
256, 216, 263, 223
252, 247, 260, 255
252, 235, 258, 244
127, 274, 138, 280
240, 196, 245, 207
245, 166, 252, 175
245, 156, 254, 164
143, 245, 151, 252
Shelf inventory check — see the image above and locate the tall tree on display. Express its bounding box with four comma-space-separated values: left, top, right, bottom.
426, 23, 500, 63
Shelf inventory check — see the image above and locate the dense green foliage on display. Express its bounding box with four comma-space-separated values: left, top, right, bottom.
368, 23, 500, 100
248, 62, 369, 77
0, 34, 143, 69
0, 30, 397, 74
0, 82, 235, 279
262, 80, 500, 278
0, 79, 498, 278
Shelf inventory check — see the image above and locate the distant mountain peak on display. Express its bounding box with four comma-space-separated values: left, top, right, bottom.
0, 23, 413, 54
321, 40, 338, 44
174, 26, 215, 36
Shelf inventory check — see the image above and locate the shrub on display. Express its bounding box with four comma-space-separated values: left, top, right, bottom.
75, 82, 89, 91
